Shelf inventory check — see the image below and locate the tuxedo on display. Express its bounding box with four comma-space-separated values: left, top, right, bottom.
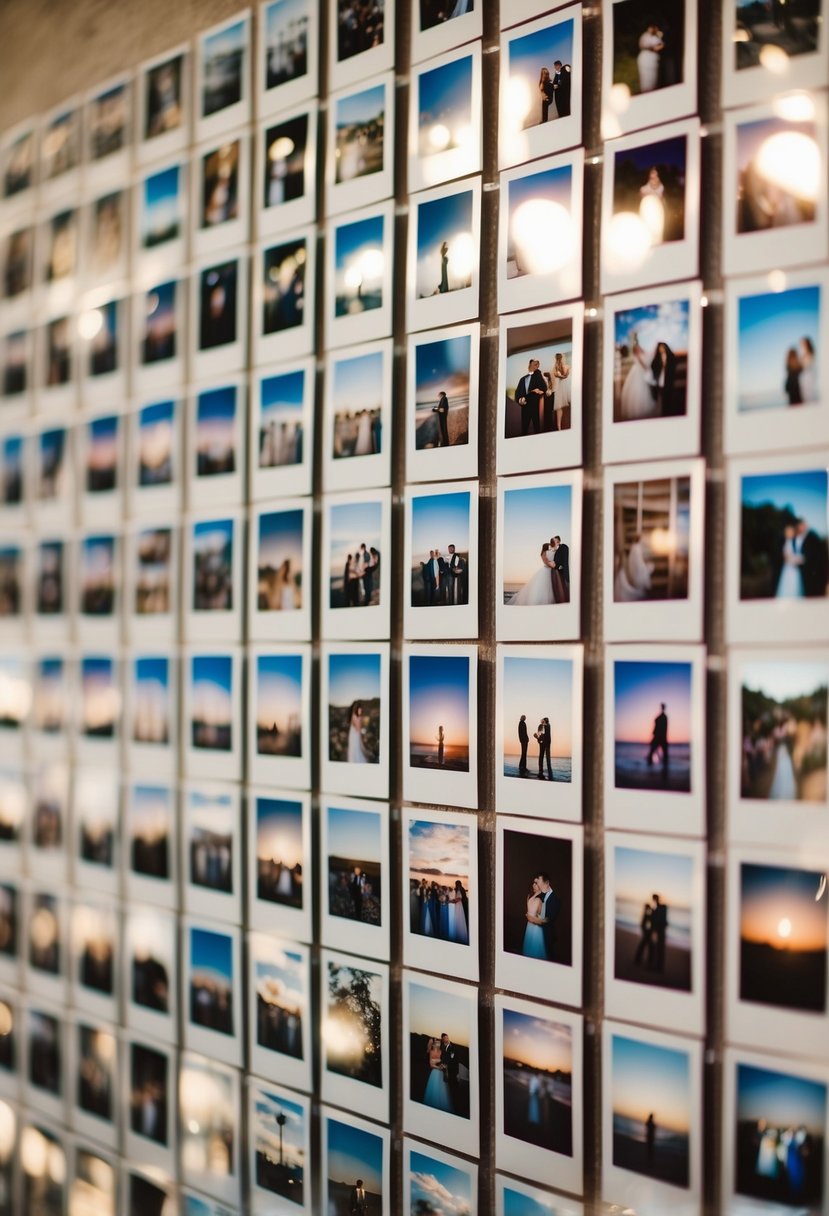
517, 369, 546, 436
539, 886, 561, 960
350, 1185, 368, 1215
421, 559, 435, 603
553, 65, 571, 117
553, 543, 570, 587
440, 1038, 459, 1105
433, 396, 449, 446
651, 347, 679, 415
537, 720, 552, 779
518, 718, 529, 772
350, 871, 364, 917
801, 530, 829, 597
447, 552, 466, 604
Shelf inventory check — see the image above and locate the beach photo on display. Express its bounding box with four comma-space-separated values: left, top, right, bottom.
136, 401, 175, 490
612, 472, 691, 602
126, 783, 172, 888
263, 111, 310, 218
200, 140, 240, 231
409, 489, 471, 609
254, 794, 305, 913
407, 816, 472, 949
408, 652, 470, 773
331, 207, 391, 343
326, 802, 383, 931
80, 656, 118, 740
327, 345, 386, 471
251, 1084, 306, 1206
191, 516, 234, 614
500, 155, 582, 312
194, 386, 237, 479
190, 654, 233, 752
613, 657, 693, 793
739, 861, 827, 1013
322, 953, 386, 1103
252, 938, 307, 1068
255, 653, 303, 759
406, 1144, 475, 1216
410, 327, 473, 461
501, 826, 572, 967
333, 78, 387, 190
733, 1057, 826, 1208
327, 651, 381, 766
500, 1003, 573, 1158
131, 656, 171, 747
499, 479, 576, 639
739, 466, 829, 601
609, 1030, 691, 1189
739, 656, 828, 804
325, 1110, 386, 1216
407, 977, 472, 1122
256, 506, 304, 616
201, 17, 247, 120
501, 652, 574, 787
188, 925, 234, 1037
327, 498, 383, 611
140, 280, 179, 366
140, 163, 183, 251
256, 366, 307, 477
612, 843, 693, 993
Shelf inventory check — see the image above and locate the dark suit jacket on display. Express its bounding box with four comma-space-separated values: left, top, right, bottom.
553, 543, 570, 585
440, 1040, 459, 1079
651, 348, 678, 413
350, 1187, 368, 1214
540, 722, 551, 748
516, 369, 546, 406
518, 719, 529, 745
539, 888, 561, 958
553, 67, 571, 115
802, 531, 829, 597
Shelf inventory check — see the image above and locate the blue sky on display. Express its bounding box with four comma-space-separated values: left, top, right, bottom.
261, 367, 306, 424
418, 54, 472, 128
408, 977, 471, 1043
197, 385, 237, 425
737, 1062, 827, 1133
329, 500, 382, 573
509, 164, 572, 219
265, 0, 308, 44
255, 942, 305, 1000
191, 653, 232, 695
737, 284, 821, 402
614, 298, 689, 354
2, 435, 22, 466
190, 925, 233, 984
502, 483, 572, 585
193, 516, 233, 553
409, 654, 470, 748
502, 1185, 559, 1216
328, 651, 381, 706
736, 116, 814, 171
40, 428, 64, 460
81, 656, 113, 681
140, 400, 175, 429
204, 19, 246, 60
614, 659, 692, 745
327, 804, 381, 861
143, 165, 180, 218
415, 333, 471, 399
135, 656, 169, 690
411, 490, 470, 556
410, 1149, 473, 1210
337, 82, 385, 129
327, 1117, 383, 1192
38, 657, 62, 681
741, 469, 827, 533
333, 350, 384, 412
145, 280, 177, 323
615, 845, 693, 907
614, 133, 687, 177
89, 414, 119, 443
417, 188, 473, 256
335, 214, 385, 271
502, 656, 573, 753
254, 1086, 305, 1162
740, 657, 828, 703
256, 654, 303, 728
258, 507, 303, 570
256, 796, 303, 866
507, 18, 574, 84
612, 1033, 690, 1131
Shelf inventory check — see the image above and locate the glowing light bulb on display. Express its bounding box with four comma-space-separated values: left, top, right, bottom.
756, 130, 820, 201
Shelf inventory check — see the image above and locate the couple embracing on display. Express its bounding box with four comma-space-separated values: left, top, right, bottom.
511, 536, 570, 606
522, 872, 561, 962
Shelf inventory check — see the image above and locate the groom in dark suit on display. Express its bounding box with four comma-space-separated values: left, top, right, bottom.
537, 717, 553, 780
350, 1179, 368, 1214
516, 359, 546, 436
551, 536, 570, 602
797, 518, 829, 597
534, 872, 561, 962
518, 715, 529, 774
440, 1033, 459, 1111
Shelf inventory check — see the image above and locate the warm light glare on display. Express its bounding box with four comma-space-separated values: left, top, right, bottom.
505, 77, 532, 129
610, 83, 631, 114
78, 309, 104, 340
21, 1128, 48, 1178
601, 110, 623, 140
756, 131, 821, 201
778, 917, 792, 940
428, 123, 451, 152
774, 91, 817, 123
0, 1005, 12, 1037
0, 1104, 14, 1158
511, 199, 575, 275
451, 231, 476, 282
269, 137, 295, 161
767, 268, 787, 293
606, 211, 652, 270
639, 193, 665, 243
649, 527, 677, 557
759, 44, 790, 75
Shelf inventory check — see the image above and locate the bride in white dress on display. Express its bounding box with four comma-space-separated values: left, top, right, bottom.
354, 411, 373, 457
620, 332, 656, 421
510, 544, 557, 606
347, 702, 371, 763
522, 880, 547, 960
776, 526, 804, 599
637, 26, 664, 93
614, 533, 655, 601
552, 353, 571, 431
423, 1039, 453, 1113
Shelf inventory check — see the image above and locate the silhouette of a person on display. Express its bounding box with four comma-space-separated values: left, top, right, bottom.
518, 715, 529, 773
437, 725, 445, 766
651, 894, 667, 973
646, 702, 669, 777
646, 1112, 656, 1165
634, 902, 654, 968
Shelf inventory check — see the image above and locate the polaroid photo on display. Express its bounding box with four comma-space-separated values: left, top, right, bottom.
31, 654, 70, 751
323, 339, 392, 492
409, 45, 481, 193
124, 780, 177, 909
726, 450, 829, 644
20, 1121, 68, 1210
404, 480, 479, 640
406, 322, 480, 484
495, 817, 584, 1009
188, 379, 246, 508
248, 1078, 312, 1214
496, 304, 584, 474
496, 1176, 584, 1216
78, 292, 129, 408
248, 931, 312, 1091
1, 223, 35, 317
77, 409, 123, 523
247, 789, 312, 942
258, 0, 319, 115
133, 276, 186, 393
498, 151, 584, 314
129, 397, 182, 517
135, 158, 188, 280
602, 1020, 703, 1216
251, 359, 314, 500
412, 0, 481, 62
28, 762, 69, 882
727, 646, 829, 849
39, 99, 81, 200
249, 498, 312, 641
36, 316, 77, 419
138, 45, 190, 163
73, 767, 119, 894
184, 919, 242, 1068
402, 970, 480, 1158
321, 488, 392, 640
0, 653, 28, 751
76, 654, 121, 756
495, 471, 582, 642
125, 654, 177, 774
329, 0, 395, 90
70, 900, 118, 1023
0, 881, 20, 986
248, 645, 312, 789
604, 456, 705, 642
25, 887, 67, 1003
601, 118, 701, 295
24, 1004, 65, 1121
605, 831, 706, 1037
500, 8, 583, 168
83, 188, 129, 286
406, 177, 482, 333
723, 95, 829, 277
322, 1105, 390, 1216
192, 133, 250, 258
191, 256, 248, 379
602, 0, 697, 139
328, 72, 394, 216
69, 1143, 119, 1216
320, 644, 390, 799
326, 201, 395, 349
604, 643, 706, 836
0, 429, 26, 515
254, 227, 316, 363
1, 121, 36, 204
603, 281, 703, 464
125, 521, 178, 643
725, 267, 829, 456
123, 906, 177, 1044
402, 643, 479, 810
404, 1141, 478, 1216
494, 996, 583, 1194
403, 807, 478, 983
75, 530, 121, 644
196, 12, 251, 141
320, 949, 390, 1123
182, 782, 242, 925
0, 768, 25, 869
258, 104, 317, 237
38, 206, 81, 319
179, 1052, 241, 1208
124, 1167, 175, 1216
0, 541, 27, 645
727, 846, 829, 1065
183, 648, 243, 782
0, 327, 33, 414
723, 0, 829, 108
123, 1034, 176, 1174
84, 74, 131, 185
321, 795, 390, 961
69, 1018, 119, 1148
184, 510, 244, 642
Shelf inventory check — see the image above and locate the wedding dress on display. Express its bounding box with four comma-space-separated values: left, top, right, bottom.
800, 358, 818, 403
276, 866, 293, 897
348, 720, 369, 764
420, 895, 434, 936
451, 895, 469, 946
510, 559, 556, 607
522, 896, 547, 959
528, 1075, 542, 1124
423, 1059, 454, 1113
768, 744, 798, 800
776, 539, 804, 599
637, 32, 662, 92
620, 347, 656, 420
354, 413, 373, 456
280, 581, 295, 611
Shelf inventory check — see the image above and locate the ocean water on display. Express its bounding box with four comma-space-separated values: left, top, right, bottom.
503, 754, 572, 781
410, 743, 469, 765
616, 897, 691, 952
615, 741, 691, 787
614, 1112, 689, 1151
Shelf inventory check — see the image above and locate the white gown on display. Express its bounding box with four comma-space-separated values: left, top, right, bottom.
614, 541, 654, 602
451, 898, 469, 945
620, 353, 656, 420
423, 1063, 454, 1112
776, 539, 804, 599
280, 582, 295, 611
769, 743, 798, 800
522, 921, 547, 959
354, 413, 373, 456
348, 722, 369, 763
637, 33, 662, 92
800, 360, 818, 403
276, 866, 293, 897
555, 370, 571, 413
510, 561, 556, 607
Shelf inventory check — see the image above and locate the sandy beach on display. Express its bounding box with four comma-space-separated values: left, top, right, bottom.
614, 925, 691, 992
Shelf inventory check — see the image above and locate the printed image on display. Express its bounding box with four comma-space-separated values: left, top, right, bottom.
189, 925, 234, 1036
76, 776, 117, 871
257, 508, 303, 612
328, 499, 383, 609
178, 1056, 236, 1183
331, 349, 383, 459
187, 788, 234, 895
129, 1173, 170, 1216
31, 766, 65, 852
3, 129, 34, 197
408, 818, 471, 946
264, 113, 309, 207
613, 298, 689, 422
89, 82, 128, 159
740, 467, 829, 600
1, 434, 23, 506
323, 957, 384, 1088
0, 657, 27, 732
135, 526, 172, 616
414, 331, 471, 450
141, 165, 182, 249
612, 0, 685, 95
736, 115, 818, 234
128, 911, 173, 1014
408, 979, 471, 1120
611, 1032, 691, 1187
202, 19, 246, 117
505, 17, 574, 130
262, 237, 307, 335
199, 261, 238, 350
201, 141, 240, 227
0, 884, 17, 960
326, 1114, 384, 1216
737, 283, 820, 412
43, 108, 79, 179
141, 280, 178, 364
45, 316, 71, 387
409, 1148, 473, 1216
28, 893, 60, 975
502, 828, 572, 966
2, 226, 33, 298
735, 1060, 826, 1206
192, 517, 234, 612
613, 474, 690, 602
415, 187, 476, 298
0, 772, 23, 843
327, 803, 382, 927
411, 490, 470, 607
336, 0, 385, 62
502, 482, 572, 607
127, 784, 172, 882
130, 1042, 169, 1146
613, 844, 693, 992
504, 315, 574, 439
254, 941, 305, 1059
740, 862, 827, 1012
252, 1086, 305, 1203
90, 192, 125, 279
0, 548, 21, 620
45, 208, 78, 282
258, 368, 305, 469
502, 1006, 573, 1156
328, 652, 380, 765
420, 0, 473, 31
28, 1010, 61, 1094
137, 401, 175, 487
78, 1024, 115, 1123
733, 0, 820, 70
145, 55, 184, 139
196, 386, 237, 478
335, 82, 385, 184
80, 656, 118, 739
2, 330, 28, 396
190, 654, 233, 752
334, 212, 386, 318
256, 796, 304, 910
409, 653, 470, 772
612, 133, 688, 245
502, 654, 574, 784
740, 657, 828, 802
417, 52, 473, 159
264, 0, 309, 90
506, 165, 575, 280
255, 653, 303, 758
85, 415, 119, 493
614, 659, 693, 792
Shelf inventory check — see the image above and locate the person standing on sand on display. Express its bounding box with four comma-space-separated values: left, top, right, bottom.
646, 1113, 656, 1166
651, 893, 667, 973
432, 391, 450, 446
518, 714, 529, 774
437, 725, 445, 766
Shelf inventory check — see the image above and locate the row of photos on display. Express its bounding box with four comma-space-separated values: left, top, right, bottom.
0, 0, 828, 1215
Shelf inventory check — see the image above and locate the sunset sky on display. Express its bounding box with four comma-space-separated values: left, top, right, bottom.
740, 862, 828, 953
502, 1007, 572, 1074
614, 659, 692, 745
408, 818, 470, 886
612, 1034, 690, 1133
409, 654, 470, 748
615, 845, 693, 909
502, 655, 573, 756
191, 655, 232, 725
329, 500, 382, 577
408, 979, 472, 1045
327, 804, 381, 863
502, 483, 572, 586
128, 784, 172, 838
256, 796, 303, 867
256, 653, 303, 732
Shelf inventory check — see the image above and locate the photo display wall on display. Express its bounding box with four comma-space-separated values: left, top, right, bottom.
0, 0, 827, 1213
